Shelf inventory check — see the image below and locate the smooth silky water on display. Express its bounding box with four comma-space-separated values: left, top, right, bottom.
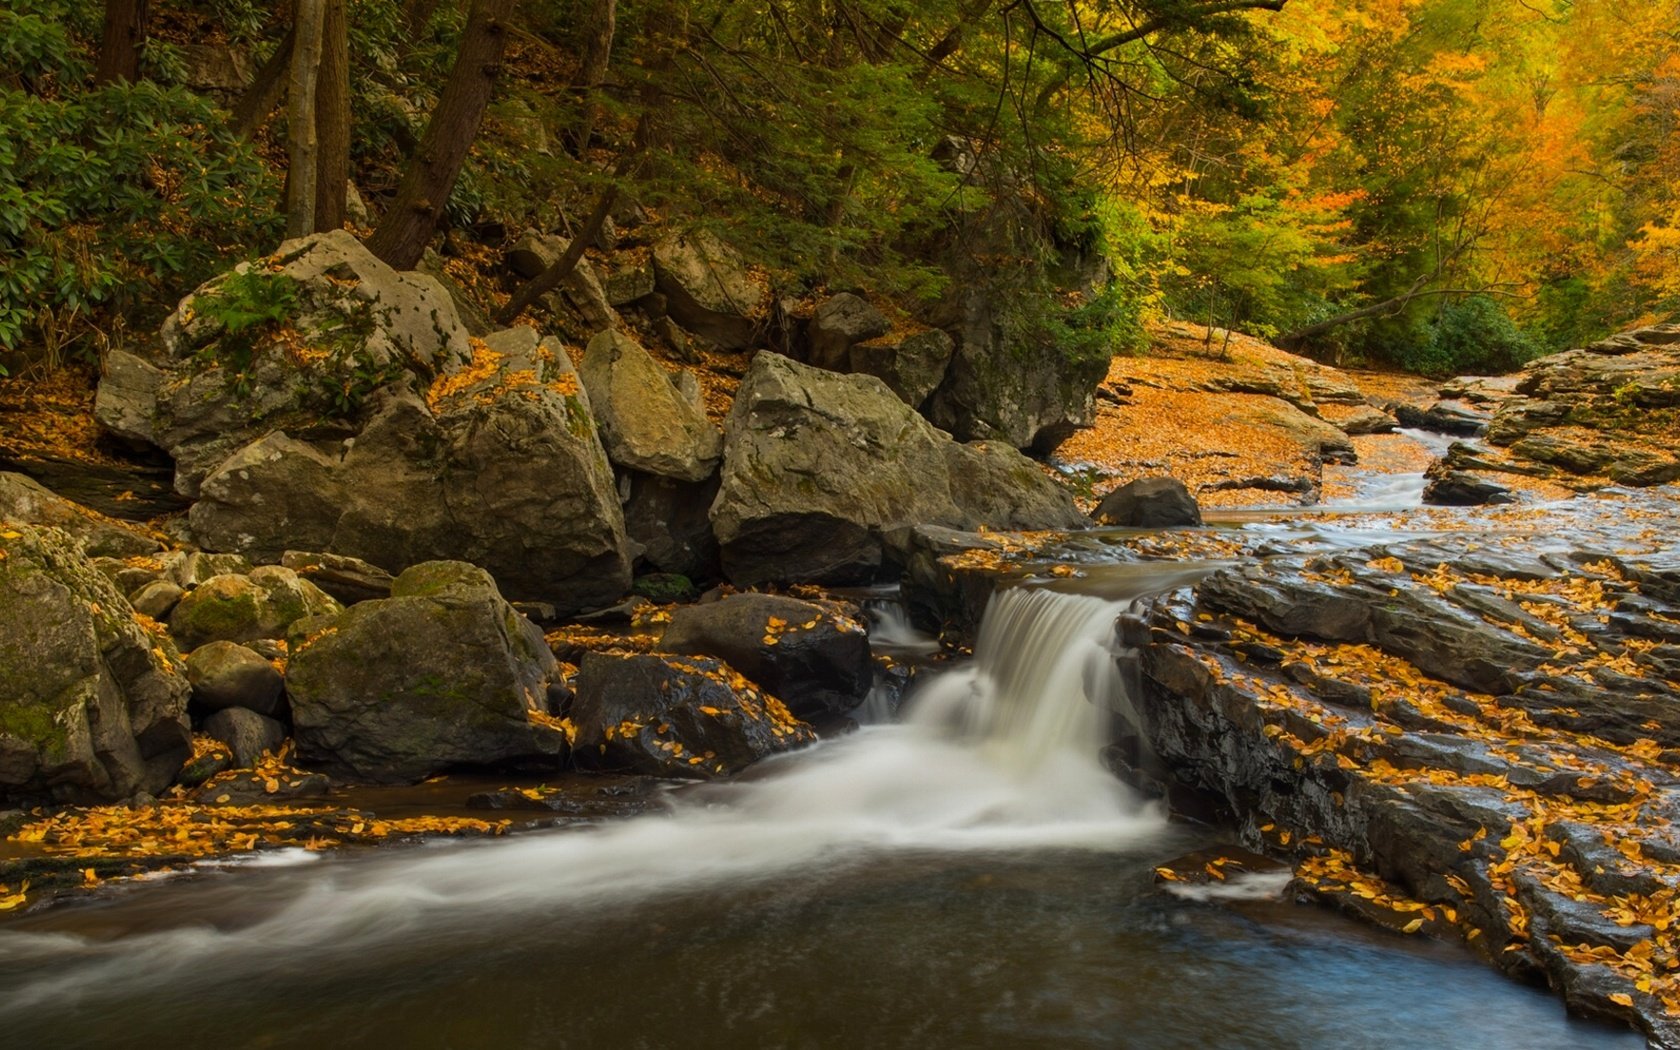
0, 570, 1640, 1049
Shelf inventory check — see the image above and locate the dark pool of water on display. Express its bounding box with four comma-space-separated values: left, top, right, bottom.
0, 824, 1639, 1050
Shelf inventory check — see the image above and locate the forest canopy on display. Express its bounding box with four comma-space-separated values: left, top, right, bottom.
1, 0, 1676, 377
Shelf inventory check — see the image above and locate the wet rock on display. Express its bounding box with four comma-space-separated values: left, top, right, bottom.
202, 707, 287, 768
1095, 477, 1203, 527
660, 593, 873, 720
1393, 400, 1490, 436
465, 775, 666, 819
0, 526, 191, 803
168, 567, 342, 650
1422, 463, 1514, 506
279, 550, 395, 605
579, 329, 721, 482
807, 292, 890, 371
285, 561, 569, 783
0, 472, 162, 558
570, 651, 816, 778
652, 230, 766, 350
185, 641, 286, 717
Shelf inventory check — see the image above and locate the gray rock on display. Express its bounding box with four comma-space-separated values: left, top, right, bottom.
579, 329, 721, 481
161, 550, 255, 590
285, 561, 569, 783
710, 353, 968, 584
0, 526, 191, 802
604, 259, 656, 306
807, 292, 890, 371
924, 289, 1107, 451
0, 472, 163, 558
1333, 406, 1399, 436
202, 708, 287, 769
130, 579, 185, 619
848, 328, 955, 408
945, 441, 1089, 531
185, 640, 286, 716
660, 593, 873, 720
168, 566, 343, 650
652, 230, 766, 350
1095, 477, 1203, 527
571, 651, 816, 778
505, 230, 617, 330
1422, 464, 1515, 507
280, 550, 395, 605
149, 230, 473, 496
189, 346, 633, 613
93, 349, 163, 446
711, 353, 1085, 585
621, 470, 721, 580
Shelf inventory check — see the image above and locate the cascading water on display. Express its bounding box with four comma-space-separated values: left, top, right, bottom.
0, 584, 1160, 1015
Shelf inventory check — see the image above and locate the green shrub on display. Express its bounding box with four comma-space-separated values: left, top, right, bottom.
1421, 295, 1540, 376
0, 2, 280, 369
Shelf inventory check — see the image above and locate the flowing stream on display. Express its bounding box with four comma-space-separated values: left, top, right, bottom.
0, 573, 1640, 1049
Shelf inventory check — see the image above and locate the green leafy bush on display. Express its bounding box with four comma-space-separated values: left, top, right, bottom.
0, 1, 280, 368
1417, 295, 1540, 376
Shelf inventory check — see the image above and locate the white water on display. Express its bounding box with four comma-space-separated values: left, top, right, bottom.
863, 597, 941, 655
0, 585, 1160, 1013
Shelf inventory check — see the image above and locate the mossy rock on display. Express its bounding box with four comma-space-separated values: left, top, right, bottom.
169, 566, 342, 649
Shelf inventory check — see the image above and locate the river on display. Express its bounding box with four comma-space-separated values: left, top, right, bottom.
0, 443, 1647, 1049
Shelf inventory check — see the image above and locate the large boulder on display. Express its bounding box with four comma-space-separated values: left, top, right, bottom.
184, 641, 286, 717
848, 328, 955, 409
187, 328, 633, 613
168, 566, 343, 650
0, 526, 191, 802
0, 472, 162, 558
1095, 477, 1203, 527
621, 470, 721, 580
571, 651, 816, 778
923, 289, 1109, 451
128, 230, 473, 496
660, 593, 872, 720
806, 292, 890, 371
710, 353, 1085, 584
943, 441, 1089, 531
578, 329, 721, 481
285, 561, 569, 783
652, 230, 766, 350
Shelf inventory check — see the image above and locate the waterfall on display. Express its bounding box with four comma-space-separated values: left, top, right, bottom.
907, 587, 1124, 772
0, 583, 1163, 1013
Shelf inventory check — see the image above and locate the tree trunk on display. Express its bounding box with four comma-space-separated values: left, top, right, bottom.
496, 185, 618, 324
94, 0, 149, 85
571, 0, 618, 157
367, 0, 518, 271
313, 0, 351, 232
285, 0, 327, 239
230, 26, 296, 139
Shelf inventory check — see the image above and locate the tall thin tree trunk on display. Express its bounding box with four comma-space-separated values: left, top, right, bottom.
313, 0, 351, 232
94, 0, 149, 85
572, 0, 617, 157
230, 26, 296, 139
285, 0, 327, 239
367, 0, 517, 270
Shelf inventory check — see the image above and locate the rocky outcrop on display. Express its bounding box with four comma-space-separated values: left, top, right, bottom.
0, 472, 162, 558
924, 291, 1108, 452
652, 230, 767, 350
1094, 477, 1202, 527
710, 353, 1085, 585
168, 566, 342, 650
806, 292, 890, 371
570, 651, 816, 778
1122, 512, 1680, 1047
621, 471, 721, 581
1482, 324, 1680, 486
0, 526, 191, 802
202, 707, 286, 768
659, 593, 873, 721
183, 324, 631, 612
847, 328, 954, 409
943, 441, 1090, 532
578, 329, 720, 481
285, 562, 569, 783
